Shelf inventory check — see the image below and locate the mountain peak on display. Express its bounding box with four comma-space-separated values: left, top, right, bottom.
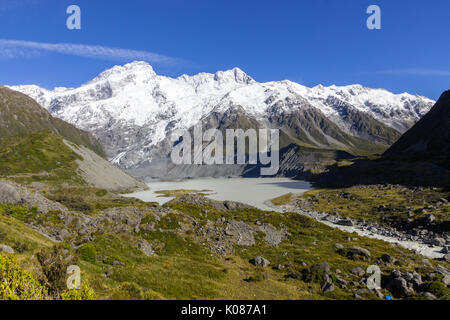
8, 69, 436, 170
124, 60, 155, 71
214, 67, 254, 84
91, 61, 156, 83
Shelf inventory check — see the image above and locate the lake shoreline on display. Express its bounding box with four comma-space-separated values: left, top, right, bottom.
125, 177, 445, 259
123, 177, 312, 211
268, 201, 445, 259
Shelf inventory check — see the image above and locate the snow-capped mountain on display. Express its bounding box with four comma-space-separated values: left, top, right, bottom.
9, 61, 435, 177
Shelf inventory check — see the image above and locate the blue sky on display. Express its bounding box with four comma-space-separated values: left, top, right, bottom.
0, 0, 449, 99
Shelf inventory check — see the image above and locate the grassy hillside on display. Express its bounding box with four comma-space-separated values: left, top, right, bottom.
0, 131, 85, 185
0, 86, 105, 158
0, 133, 447, 300
296, 185, 449, 228
0, 130, 146, 192
1, 194, 449, 300
0, 88, 448, 300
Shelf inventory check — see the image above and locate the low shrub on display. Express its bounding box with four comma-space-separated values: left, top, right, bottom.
95, 189, 107, 197
36, 245, 79, 298
77, 243, 97, 264
48, 195, 93, 213
12, 241, 29, 253
421, 281, 450, 299
0, 254, 47, 300
119, 282, 144, 300
61, 283, 96, 300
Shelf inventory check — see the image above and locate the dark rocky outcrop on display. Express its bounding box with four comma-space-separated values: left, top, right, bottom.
384, 90, 450, 161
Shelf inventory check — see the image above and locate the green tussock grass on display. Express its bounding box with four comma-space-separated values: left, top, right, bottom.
44, 186, 157, 214
0, 86, 105, 158
271, 193, 293, 206
1, 191, 448, 300
298, 185, 450, 226
0, 131, 85, 186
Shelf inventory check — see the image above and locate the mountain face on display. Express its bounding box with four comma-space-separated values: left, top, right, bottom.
9, 61, 434, 178
0, 86, 105, 158
384, 90, 450, 159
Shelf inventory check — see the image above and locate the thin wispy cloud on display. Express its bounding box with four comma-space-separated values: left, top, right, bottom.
0, 39, 183, 66
0, 0, 39, 12
370, 68, 450, 77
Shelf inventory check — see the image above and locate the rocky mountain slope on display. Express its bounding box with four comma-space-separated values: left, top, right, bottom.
298, 90, 450, 189
384, 90, 450, 160
9, 62, 434, 178
64, 140, 147, 191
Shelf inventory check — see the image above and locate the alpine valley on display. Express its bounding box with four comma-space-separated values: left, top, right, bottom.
0, 63, 449, 302
9, 61, 435, 179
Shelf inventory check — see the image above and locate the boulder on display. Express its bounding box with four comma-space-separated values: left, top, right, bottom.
442, 274, 450, 286
319, 262, 331, 274
337, 218, 354, 226
420, 214, 435, 225
321, 215, 335, 222
406, 272, 423, 290
302, 262, 331, 284
421, 292, 437, 300
224, 201, 238, 211
257, 223, 289, 247
384, 270, 418, 297
58, 229, 71, 241
433, 237, 446, 247
321, 282, 335, 293
251, 256, 270, 267
0, 180, 67, 213
0, 182, 20, 204
425, 272, 437, 281
388, 277, 413, 297
373, 289, 384, 299
0, 244, 14, 254
435, 265, 449, 277
351, 267, 365, 277
225, 220, 255, 246
348, 246, 371, 260
422, 259, 432, 267
381, 254, 396, 264
138, 240, 155, 257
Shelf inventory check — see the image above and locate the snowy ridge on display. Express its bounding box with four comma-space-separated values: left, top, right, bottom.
9, 61, 435, 170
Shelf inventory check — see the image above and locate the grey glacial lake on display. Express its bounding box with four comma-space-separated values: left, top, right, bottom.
124, 178, 312, 211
